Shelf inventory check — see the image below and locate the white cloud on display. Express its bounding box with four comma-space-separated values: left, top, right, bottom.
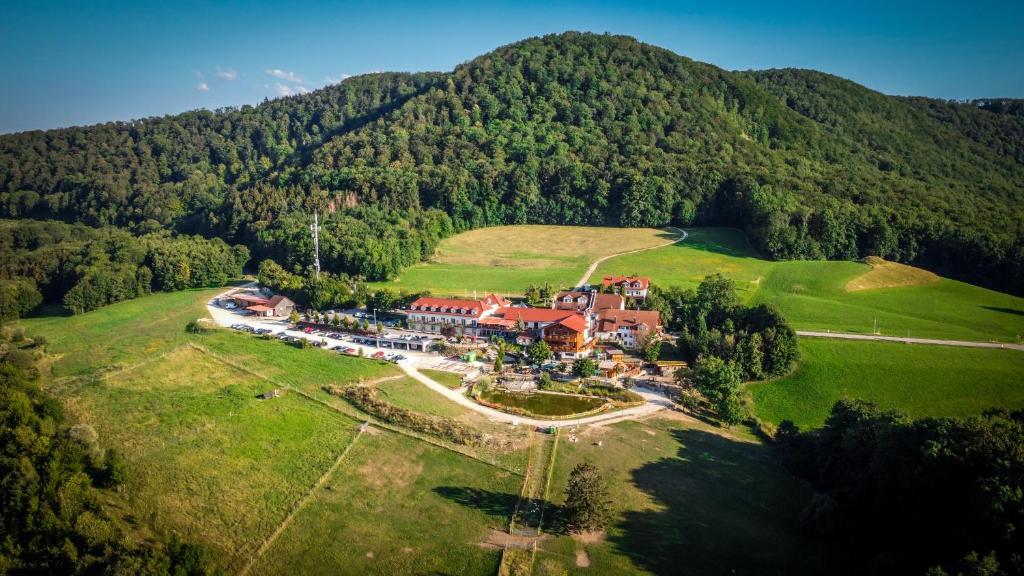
196, 82, 210, 92
294, 85, 310, 94
215, 67, 238, 81
272, 82, 293, 96
324, 73, 352, 84
265, 68, 304, 83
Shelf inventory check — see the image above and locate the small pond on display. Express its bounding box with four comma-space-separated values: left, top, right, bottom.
479, 389, 606, 417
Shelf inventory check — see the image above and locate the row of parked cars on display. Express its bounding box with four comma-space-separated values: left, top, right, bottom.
230, 323, 272, 335
230, 323, 406, 362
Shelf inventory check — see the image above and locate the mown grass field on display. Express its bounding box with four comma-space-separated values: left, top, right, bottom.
370, 225, 679, 296
420, 368, 464, 389
533, 417, 848, 575
748, 338, 1024, 429
596, 227, 1024, 342
251, 428, 520, 576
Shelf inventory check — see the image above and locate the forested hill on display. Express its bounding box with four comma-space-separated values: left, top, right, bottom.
2, 32, 1022, 297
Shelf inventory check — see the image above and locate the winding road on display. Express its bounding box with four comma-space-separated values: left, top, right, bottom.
575, 226, 688, 287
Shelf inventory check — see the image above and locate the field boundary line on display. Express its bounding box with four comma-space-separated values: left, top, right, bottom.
576, 226, 688, 287
236, 427, 366, 576
796, 330, 1024, 351
185, 342, 524, 476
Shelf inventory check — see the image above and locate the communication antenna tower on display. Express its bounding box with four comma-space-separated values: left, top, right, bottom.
310, 211, 321, 280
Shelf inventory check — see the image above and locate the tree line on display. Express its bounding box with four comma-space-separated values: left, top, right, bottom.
776, 400, 1024, 576
0, 219, 248, 318
642, 275, 799, 424
0, 33, 1020, 295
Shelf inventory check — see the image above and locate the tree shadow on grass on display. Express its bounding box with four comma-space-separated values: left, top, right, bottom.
981, 305, 1024, 317
432, 486, 569, 534
608, 428, 848, 576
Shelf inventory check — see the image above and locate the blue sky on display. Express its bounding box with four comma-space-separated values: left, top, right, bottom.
1, 0, 1022, 134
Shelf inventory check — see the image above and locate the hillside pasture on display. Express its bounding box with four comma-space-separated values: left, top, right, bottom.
370, 225, 679, 295
594, 227, 1024, 342
748, 338, 1024, 429
532, 417, 848, 575
250, 428, 520, 576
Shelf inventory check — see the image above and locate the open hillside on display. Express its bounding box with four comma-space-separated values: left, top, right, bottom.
1, 32, 1022, 305
14, 288, 859, 575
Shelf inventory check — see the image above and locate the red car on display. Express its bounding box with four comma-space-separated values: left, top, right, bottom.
302, 327, 314, 333
372, 351, 386, 359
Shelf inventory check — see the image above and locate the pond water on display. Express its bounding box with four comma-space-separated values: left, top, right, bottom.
479, 389, 606, 417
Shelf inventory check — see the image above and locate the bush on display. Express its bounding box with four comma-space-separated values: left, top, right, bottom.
185, 319, 208, 334
328, 385, 483, 445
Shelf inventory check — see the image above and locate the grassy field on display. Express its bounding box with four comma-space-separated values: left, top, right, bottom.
370, 225, 679, 296
421, 368, 464, 389
532, 417, 848, 575
595, 227, 1024, 342
748, 338, 1024, 429
480, 389, 607, 417
251, 428, 520, 576
19, 288, 533, 574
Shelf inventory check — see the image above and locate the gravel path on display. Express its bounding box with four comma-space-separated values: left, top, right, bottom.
575, 227, 688, 287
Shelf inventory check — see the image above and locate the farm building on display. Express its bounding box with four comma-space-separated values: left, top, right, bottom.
233, 293, 295, 317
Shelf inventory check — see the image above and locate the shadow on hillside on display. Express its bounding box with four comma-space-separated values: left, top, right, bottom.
433, 486, 568, 534
662, 228, 759, 259
608, 428, 846, 576
981, 305, 1024, 317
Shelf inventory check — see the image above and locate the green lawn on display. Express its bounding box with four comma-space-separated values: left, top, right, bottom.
480, 389, 607, 417
421, 368, 465, 389
370, 225, 679, 296
595, 227, 1024, 342
251, 428, 520, 576
377, 376, 469, 418
748, 338, 1024, 429
532, 417, 848, 575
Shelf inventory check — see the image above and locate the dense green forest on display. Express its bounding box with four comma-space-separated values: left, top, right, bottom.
2, 33, 1022, 310
777, 400, 1024, 576
0, 220, 247, 317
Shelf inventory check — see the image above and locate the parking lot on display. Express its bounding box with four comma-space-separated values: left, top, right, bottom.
208, 295, 442, 366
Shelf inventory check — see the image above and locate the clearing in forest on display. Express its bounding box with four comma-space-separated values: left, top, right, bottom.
370, 225, 678, 296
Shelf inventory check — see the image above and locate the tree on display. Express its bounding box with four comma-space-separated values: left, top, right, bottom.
735, 332, 765, 379
641, 339, 662, 363
696, 274, 738, 328
573, 357, 597, 378
494, 341, 506, 372
691, 356, 745, 424
527, 340, 552, 365
563, 462, 611, 533
288, 310, 300, 324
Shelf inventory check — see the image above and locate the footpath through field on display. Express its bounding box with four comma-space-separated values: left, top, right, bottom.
797, 330, 1024, 351
575, 227, 688, 287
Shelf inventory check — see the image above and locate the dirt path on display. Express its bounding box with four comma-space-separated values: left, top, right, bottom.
797, 330, 1024, 352
237, 427, 366, 576
575, 227, 688, 288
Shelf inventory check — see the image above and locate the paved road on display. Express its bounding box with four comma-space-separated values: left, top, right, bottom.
797, 330, 1024, 351
575, 227, 688, 288
402, 364, 673, 428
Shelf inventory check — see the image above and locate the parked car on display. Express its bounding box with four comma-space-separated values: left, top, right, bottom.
302, 327, 314, 333
372, 351, 386, 359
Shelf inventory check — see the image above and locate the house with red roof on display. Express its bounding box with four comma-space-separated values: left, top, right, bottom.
406, 294, 511, 337
595, 309, 662, 350
601, 275, 651, 300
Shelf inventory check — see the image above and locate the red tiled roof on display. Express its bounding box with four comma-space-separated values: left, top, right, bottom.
596, 309, 661, 332
233, 294, 270, 305
246, 305, 274, 312
601, 276, 650, 290
496, 307, 581, 323
409, 296, 488, 316
549, 314, 586, 333
479, 317, 517, 328
592, 293, 624, 311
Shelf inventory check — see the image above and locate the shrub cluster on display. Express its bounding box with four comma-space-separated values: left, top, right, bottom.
327, 385, 482, 446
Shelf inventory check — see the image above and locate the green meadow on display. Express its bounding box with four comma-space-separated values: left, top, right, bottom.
370, 224, 679, 296
533, 418, 849, 575
748, 338, 1024, 429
